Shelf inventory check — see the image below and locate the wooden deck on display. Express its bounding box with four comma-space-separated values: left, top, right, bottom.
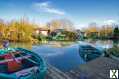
67, 57, 119, 79
45, 57, 119, 79
45, 64, 71, 79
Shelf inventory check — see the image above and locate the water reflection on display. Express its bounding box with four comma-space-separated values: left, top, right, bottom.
85, 40, 119, 49
32, 43, 85, 71
9, 42, 32, 49
1, 40, 118, 49
47, 41, 76, 47
113, 40, 119, 47
106, 40, 119, 57
0, 40, 118, 71
83, 40, 119, 58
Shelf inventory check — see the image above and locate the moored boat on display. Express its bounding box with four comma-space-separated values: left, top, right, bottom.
79, 44, 104, 61
0, 48, 47, 79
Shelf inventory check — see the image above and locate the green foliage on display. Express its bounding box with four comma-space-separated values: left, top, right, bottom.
113, 26, 119, 38
62, 31, 77, 41
34, 33, 48, 41
107, 45, 119, 57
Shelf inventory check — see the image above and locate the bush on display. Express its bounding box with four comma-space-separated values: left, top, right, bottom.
107, 46, 119, 57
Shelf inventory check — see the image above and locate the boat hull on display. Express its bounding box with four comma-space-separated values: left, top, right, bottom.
0, 48, 47, 79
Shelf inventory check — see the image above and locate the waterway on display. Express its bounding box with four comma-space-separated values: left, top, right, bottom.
7, 40, 119, 72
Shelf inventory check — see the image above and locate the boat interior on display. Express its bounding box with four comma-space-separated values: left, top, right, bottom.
0, 50, 40, 74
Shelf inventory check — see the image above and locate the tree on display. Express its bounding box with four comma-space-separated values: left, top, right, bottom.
48, 19, 75, 31
85, 22, 99, 39
0, 19, 6, 41
62, 31, 77, 41
113, 26, 119, 39
59, 19, 74, 31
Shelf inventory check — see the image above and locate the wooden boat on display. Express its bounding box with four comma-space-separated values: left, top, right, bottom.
0, 48, 47, 79
79, 45, 104, 61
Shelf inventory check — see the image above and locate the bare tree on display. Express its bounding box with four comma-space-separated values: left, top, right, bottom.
47, 19, 75, 31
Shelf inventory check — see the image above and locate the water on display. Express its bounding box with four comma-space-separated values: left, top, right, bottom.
31, 40, 115, 72
4, 40, 119, 72
32, 43, 85, 72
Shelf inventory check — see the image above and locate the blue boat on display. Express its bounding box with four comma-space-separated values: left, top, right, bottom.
0, 48, 47, 79
79, 44, 104, 61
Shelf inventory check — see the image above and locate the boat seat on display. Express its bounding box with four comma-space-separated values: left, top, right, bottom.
4, 54, 21, 73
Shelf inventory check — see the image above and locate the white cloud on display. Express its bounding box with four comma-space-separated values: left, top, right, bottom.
75, 24, 88, 29
33, 1, 65, 15
104, 20, 117, 25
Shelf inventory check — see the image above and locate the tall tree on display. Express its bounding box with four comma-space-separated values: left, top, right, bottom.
48, 19, 75, 31
113, 26, 119, 39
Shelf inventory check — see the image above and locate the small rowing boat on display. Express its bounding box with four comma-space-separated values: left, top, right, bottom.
0, 48, 47, 79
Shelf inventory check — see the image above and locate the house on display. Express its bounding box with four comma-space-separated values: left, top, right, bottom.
34, 28, 50, 36
75, 29, 87, 40
50, 29, 66, 40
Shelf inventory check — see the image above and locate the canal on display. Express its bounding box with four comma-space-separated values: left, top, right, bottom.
8, 40, 119, 72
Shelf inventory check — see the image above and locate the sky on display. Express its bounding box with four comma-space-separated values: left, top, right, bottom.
0, 0, 119, 28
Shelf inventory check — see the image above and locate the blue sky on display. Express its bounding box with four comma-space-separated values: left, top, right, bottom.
0, 0, 119, 28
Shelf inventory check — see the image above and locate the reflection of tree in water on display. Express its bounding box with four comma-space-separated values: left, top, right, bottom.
113, 40, 119, 47
9, 42, 32, 50
48, 41, 75, 47
106, 40, 119, 57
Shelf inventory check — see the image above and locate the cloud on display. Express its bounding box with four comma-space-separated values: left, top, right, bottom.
33, 1, 65, 15
104, 20, 117, 25
76, 24, 88, 29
